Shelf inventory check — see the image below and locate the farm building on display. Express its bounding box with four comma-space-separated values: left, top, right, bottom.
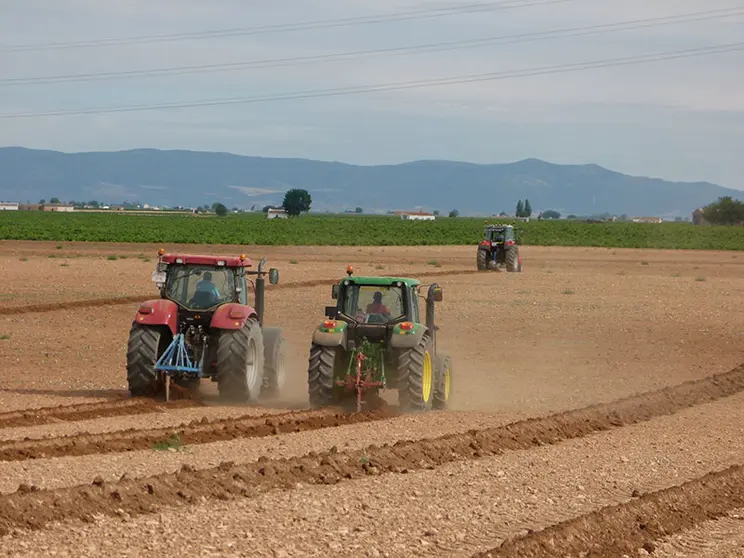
400, 211, 435, 221
44, 203, 74, 212
267, 208, 288, 219
0, 202, 19, 210
631, 216, 663, 223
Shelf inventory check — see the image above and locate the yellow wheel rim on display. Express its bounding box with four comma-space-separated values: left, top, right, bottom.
422, 351, 433, 403
443, 366, 451, 400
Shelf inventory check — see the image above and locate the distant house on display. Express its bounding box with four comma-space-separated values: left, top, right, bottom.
631, 216, 663, 224
692, 208, 708, 226
400, 211, 435, 221
0, 202, 19, 211
267, 208, 288, 219
18, 203, 43, 211
43, 203, 74, 212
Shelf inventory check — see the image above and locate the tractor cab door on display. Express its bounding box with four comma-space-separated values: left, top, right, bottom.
504, 228, 515, 244
236, 270, 248, 305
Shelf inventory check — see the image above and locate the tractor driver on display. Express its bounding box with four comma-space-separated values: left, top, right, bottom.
195, 271, 221, 302
366, 291, 391, 317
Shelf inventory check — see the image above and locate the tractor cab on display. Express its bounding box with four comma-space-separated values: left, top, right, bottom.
325, 268, 421, 344
152, 252, 278, 321
483, 224, 516, 246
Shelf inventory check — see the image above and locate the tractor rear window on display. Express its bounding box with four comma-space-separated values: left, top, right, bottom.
165, 265, 235, 310
343, 285, 405, 324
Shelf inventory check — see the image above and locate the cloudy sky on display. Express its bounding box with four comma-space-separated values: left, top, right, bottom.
1, 0, 742, 188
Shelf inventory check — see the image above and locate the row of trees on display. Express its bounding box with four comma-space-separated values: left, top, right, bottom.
701, 196, 744, 226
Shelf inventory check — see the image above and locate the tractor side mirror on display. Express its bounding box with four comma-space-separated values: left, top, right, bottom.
268, 268, 279, 285
331, 284, 339, 299
432, 286, 443, 302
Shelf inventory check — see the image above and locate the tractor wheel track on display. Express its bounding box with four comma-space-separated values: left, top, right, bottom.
473, 464, 744, 558
0, 406, 397, 462
0, 269, 480, 316
0, 397, 203, 430
0, 363, 743, 536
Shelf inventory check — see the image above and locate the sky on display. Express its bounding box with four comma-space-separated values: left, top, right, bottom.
0, 0, 743, 189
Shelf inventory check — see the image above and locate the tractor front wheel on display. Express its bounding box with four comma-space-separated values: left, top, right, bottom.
434, 354, 453, 410
476, 248, 488, 271
261, 327, 286, 399
397, 335, 435, 411
308, 343, 340, 408
216, 317, 265, 402
126, 323, 171, 397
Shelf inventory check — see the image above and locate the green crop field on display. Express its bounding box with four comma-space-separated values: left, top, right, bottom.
1, 211, 743, 250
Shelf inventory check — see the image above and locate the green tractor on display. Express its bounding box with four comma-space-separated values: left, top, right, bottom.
307, 266, 452, 412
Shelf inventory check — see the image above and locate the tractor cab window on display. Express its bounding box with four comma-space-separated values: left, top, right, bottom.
165, 265, 235, 310
487, 228, 505, 242
343, 285, 406, 324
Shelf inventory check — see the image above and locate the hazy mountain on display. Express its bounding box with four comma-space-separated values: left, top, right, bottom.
0, 146, 739, 217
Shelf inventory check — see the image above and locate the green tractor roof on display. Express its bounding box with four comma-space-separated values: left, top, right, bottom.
337, 275, 421, 288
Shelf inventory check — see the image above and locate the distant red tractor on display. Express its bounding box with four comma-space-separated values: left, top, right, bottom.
126, 249, 285, 402
476, 224, 523, 272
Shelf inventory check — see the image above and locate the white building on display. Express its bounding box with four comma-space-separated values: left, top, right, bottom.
400, 211, 435, 221
0, 202, 19, 211
267, 208, 288, 219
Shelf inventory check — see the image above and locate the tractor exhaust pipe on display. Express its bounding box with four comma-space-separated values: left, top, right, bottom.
256, 257, 266, 327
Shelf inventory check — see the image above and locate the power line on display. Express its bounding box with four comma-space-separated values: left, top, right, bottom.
2, 42, 741, 120
5, 8, 743, 86
0, 0, 572, 53
3, 7, 742, 86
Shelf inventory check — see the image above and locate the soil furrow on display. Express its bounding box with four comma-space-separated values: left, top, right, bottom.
0, 406, 396, 462
474, 464, 744, 558
0, 398, 203, 429
0, 269, 478, 315
0, 362, 743, 536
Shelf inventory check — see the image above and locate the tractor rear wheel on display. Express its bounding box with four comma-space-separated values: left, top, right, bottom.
434, 353, 453, 410
397, 334, 435, 411
308, 343, 340, 408
476, 248, 488, 271
261, 327, 286, 399
506, 247, 519, 272
126, 323, 171, 397
216, 317, 265, 402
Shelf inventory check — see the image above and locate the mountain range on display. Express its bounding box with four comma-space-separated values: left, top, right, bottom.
0, 146, 739, 217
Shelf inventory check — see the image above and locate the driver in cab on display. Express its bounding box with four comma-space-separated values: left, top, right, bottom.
366, 291, 391, 317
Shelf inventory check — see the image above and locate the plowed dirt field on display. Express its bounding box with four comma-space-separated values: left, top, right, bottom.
1, 240, 743, 557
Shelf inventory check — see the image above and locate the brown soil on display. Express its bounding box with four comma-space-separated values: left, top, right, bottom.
0, 406, 397, 462
478, 465, 744, 558
0, 397, 202, 429
0, 362, 742, 537
2, 241, 744, 555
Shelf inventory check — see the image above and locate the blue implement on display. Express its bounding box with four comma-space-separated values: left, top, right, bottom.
154, 333, 202, 377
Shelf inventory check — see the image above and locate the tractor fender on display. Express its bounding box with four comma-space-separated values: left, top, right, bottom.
210, 303, 258, 330
135, 299, 178, 335
478, 240, 491, 248
312, 328, 347, 347
389, 324, 429, 350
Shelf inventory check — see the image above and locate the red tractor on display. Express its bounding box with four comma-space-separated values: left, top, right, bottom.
476, 224, 523, 272
126, 249, 285, 402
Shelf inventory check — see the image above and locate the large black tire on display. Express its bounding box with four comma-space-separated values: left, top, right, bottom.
308, 343, 341, 408
433, 353, 453, 410
476, 248, 488, 271
397, 334, 435, 411
126, 323, 171, 397
260, 327, 286, 399
506, 247, 519, 272
216, 317, 265, 402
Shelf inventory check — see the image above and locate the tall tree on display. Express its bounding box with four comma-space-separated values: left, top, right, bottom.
516, 200, 524, 217
524, 199, 532, 217
282, 189, 312, 216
